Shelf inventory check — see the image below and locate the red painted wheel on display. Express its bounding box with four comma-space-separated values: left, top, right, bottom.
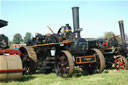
55, 50, 74, 78
114, 56, 128, 70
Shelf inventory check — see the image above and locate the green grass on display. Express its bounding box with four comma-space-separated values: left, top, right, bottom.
1, 69, 128, 85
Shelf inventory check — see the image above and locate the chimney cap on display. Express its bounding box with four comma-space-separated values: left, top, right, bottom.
119, 20, 123, 24
72, 7, 79, 9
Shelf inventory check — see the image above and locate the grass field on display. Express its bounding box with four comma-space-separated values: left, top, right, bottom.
0, 69, 128, 85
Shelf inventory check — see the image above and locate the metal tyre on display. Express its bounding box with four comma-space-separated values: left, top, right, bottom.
55, 50, 74, 78
19, 46, 37, 74
91, 48, 105, 73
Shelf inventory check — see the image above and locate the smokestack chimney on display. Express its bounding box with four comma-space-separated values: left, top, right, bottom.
72, 7, 81, 38
118, 20, 126, 44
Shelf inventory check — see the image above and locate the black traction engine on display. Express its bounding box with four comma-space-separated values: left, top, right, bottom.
96, 20, 128, 70
20, 7, 105, 77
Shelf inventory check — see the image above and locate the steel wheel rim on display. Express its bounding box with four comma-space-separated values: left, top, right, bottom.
55, 51, 74, 78
19, 47, 30, 74
94, 54, 101, 73
56, 53, 70, 77
91, 49, 105, 73
19, 47, 36, 74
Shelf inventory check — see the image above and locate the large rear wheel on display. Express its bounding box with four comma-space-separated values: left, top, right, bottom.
19, 46, 37, 74
55, 50, 74, 78
83, 48, 105, 74
92, 48, 105, 73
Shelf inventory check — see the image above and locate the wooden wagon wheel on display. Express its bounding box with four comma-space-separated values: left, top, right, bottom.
55, 50, 74, 78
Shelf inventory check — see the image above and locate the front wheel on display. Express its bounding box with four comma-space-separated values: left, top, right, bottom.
114, 56, 128, 70
55, 50, 74, 78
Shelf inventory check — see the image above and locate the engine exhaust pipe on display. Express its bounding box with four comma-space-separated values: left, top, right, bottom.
118, 20, 126, 44
72, 7, 81, 38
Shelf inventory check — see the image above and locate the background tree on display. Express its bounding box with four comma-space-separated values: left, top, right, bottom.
13, 33, 22, 44
104, 32, 114, 39
104, 32, 122, 44
98, 32, 128, 44
8, 40, 13, 49
24, 32, 32, 43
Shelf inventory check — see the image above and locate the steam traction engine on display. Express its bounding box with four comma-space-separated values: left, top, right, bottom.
20, 7, 105, 77
97, 20, 128, 70
0, 19, 24, 81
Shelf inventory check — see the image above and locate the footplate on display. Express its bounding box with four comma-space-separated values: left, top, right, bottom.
76, 55, 96, 64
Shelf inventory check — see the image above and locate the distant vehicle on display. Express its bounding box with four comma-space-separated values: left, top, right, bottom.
97, 20, 128, 70
0, 19, 24, 81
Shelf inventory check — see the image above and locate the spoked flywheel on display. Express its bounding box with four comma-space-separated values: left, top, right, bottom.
85, 48, 105, 74
19, 46, 37, 74
55, 50, 74, 78
114, 56, 128, 70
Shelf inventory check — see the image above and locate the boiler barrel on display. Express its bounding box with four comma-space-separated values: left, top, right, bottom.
0, 55, 23, 81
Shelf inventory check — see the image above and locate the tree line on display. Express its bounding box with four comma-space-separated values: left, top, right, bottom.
11, 32, 128, 44
12, 32, 32, 44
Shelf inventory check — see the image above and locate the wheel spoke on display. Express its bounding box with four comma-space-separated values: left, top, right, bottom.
64, 61, 68, 66
57, 67, 63, 71
114, 57, 127, 70
57, 56, 62, 60
55, 51, 74, 78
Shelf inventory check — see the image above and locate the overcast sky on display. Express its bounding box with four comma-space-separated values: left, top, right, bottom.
1, 0, 128, 40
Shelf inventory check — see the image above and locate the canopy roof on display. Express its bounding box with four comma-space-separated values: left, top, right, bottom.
0, 19, 8, 28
